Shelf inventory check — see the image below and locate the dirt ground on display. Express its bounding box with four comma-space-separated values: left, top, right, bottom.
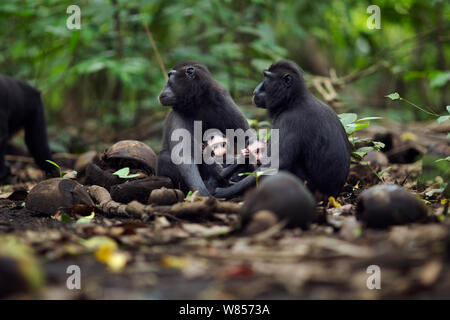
0, 121, 449, 300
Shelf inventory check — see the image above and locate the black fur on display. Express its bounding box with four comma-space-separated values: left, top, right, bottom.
156, 61, 249, 196
215, 60, 351, 199
0, 75, 53, 181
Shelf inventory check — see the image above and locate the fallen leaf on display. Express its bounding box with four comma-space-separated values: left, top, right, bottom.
76, 211, 95, 224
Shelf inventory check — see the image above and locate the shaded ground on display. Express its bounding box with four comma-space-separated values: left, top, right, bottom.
0, 121, 449, 300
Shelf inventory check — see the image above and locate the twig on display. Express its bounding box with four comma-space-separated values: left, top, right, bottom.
87, 185, 241, 220
375, 27, 441, 59
142, 20, 168, 81
398, 97, 440, 117
4, 155, 34, 163
87, 185, 130, 218
5, 153, 80, 164
306, 62, 382, 103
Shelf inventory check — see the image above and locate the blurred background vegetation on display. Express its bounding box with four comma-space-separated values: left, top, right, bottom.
0, 0, 448, 153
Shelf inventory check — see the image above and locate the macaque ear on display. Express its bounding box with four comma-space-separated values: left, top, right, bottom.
283, 74, 293, 87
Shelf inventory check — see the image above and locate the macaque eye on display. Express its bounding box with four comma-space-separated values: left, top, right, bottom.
186, 67, 195, 78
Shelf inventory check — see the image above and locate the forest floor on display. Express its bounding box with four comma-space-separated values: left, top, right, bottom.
0, 120, 449, 300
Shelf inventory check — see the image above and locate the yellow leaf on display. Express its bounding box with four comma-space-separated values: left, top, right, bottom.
161, 255, 187, 269
81, 236, 116, 250
106, 252, 128, 272
401, 132, 417, 141
328, 196, 341, 208
94, 241, 117, 263
93, 240, 128, 272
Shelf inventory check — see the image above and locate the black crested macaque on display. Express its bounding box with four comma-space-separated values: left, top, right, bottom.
215, 60, 351, 199
156, 61, 249, 196
0, 75, 54, 182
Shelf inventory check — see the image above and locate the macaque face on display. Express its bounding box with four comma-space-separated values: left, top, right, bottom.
242, 139, 267, 164
203, 134, 228, 162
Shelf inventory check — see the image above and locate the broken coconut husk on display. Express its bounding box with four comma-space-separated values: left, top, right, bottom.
26, 178, 94, 215
84, 140, 158, 190
240, 171, 316, 230
74, 151, 98, 174
110, 176, 173, 204
356, 184, 428, 228
85, 161, 122, 189
148, 187, 184, 205
103, 140, 157, 175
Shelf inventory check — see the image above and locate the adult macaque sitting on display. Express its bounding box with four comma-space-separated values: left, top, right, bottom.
215, 61, 351, 199
156, 61, 250, 195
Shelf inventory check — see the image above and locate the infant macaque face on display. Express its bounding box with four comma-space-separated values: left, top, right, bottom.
203, 134, 228, 160
242, 139, 267, 164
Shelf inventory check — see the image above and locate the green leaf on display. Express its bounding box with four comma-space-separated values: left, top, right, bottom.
373, 141, 385, 151
112, 167, 140, 179
45, 160, 61, 170
385, 92, 400, 100
61, 213, 73, 223
356, 117, 383, 122
338, 113, 358, 126
352, 147, 374, 159
429, 71, 450, 88
46, 160, 62, 177
437, 115, 450, 124
352, 122, 370, 132
436, 156, 450, 163
238, 172, 256, 177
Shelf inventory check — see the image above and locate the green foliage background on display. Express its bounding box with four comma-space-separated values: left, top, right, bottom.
0, 0, 448, 151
